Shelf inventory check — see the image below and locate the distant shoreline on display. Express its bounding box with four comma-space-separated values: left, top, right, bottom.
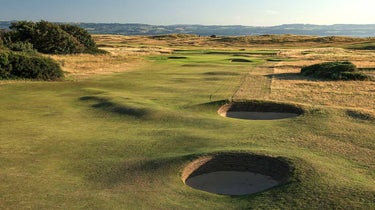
1, 21, 374, 37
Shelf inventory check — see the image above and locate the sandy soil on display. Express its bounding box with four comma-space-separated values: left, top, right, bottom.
185, 171, 279, 195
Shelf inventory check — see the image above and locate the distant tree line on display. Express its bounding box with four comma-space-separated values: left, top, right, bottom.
0, 20, 105, 80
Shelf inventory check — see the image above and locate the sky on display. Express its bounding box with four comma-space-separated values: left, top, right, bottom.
0, 0, 374, 26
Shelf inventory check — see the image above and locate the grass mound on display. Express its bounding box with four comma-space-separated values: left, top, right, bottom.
301, 61, 370, 81
151, 34, 199, 40
347, 43, 375, 50
79, 96, 148, 118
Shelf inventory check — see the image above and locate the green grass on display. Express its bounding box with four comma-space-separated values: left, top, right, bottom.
346, 42, 375, 50
174, 49, 279, 56
0, 51, 374, 209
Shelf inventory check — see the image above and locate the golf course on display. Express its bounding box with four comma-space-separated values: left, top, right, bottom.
0, 34, 374, 209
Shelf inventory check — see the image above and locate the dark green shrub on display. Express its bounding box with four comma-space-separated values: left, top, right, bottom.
0, 51, 64, 80
301, 61, 370, 81
0, 51, 10, 79
59, 24, 97, 53
33, 21, 85, 54
339, 72, 370, 81
9, 21, 36, 43
6, 41, 36, 53
6, 20, 104, 55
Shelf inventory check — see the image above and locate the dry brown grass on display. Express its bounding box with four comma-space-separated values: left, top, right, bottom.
269, 48, 375, 111
227, 46, 374, 112
93, 34, 375, 49
49, 36, 174, 79
50, 54, 143, 79
12, 34, 373, 113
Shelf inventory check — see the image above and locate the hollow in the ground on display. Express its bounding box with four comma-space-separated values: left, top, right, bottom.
182, 153, 292, 195
218, 101, 303, 120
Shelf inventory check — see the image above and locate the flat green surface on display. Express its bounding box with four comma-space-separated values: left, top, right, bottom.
0, 53, 374, 209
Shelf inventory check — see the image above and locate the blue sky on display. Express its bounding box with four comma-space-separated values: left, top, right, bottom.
0, 0, 374, 26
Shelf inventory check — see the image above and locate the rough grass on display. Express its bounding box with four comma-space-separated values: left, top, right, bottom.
0, 35, 374, 209
93, 34, 375, 48
300, 61, 370, 81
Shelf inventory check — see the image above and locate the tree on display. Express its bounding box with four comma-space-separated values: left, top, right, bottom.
59, 24, 97, 53
9, 21, 37, 43
5, 20, 103, 54
33, 20, 85, 54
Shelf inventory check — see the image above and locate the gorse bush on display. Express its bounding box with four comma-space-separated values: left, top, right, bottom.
59, 24, 97, 52
0, 21, 106, 80
0, 50, 64, 80
301, 61, 370, 81
3, 20, 105, 55
6, 41, 36, 53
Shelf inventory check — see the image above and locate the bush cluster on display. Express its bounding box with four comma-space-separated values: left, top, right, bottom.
6, 41, 35, 53
2, 20, 104, 54
0, 50, 64, 80
300, 61, 370, 81
0, 21, 109, 80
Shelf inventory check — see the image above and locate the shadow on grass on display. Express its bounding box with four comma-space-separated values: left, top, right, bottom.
83, 154, 200, 187
185, 100, 228, 111
266, 73, 323, 81
79, 96, 148, 118
203, 71, 241, 76
346, 110, 375, 121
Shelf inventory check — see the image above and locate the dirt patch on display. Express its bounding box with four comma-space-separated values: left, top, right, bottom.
218, 100, 303, 120
182, 153, 292, 195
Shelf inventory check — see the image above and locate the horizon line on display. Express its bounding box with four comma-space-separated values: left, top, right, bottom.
1, 20, 375, 27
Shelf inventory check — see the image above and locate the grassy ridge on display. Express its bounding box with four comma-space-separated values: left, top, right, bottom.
0, 51, 374, 209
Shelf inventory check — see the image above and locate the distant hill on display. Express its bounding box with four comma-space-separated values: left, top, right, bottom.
1, 21, 375, 37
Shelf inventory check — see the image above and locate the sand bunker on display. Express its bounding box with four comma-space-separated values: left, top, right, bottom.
168, 56, 187, 59
218, 101, 303, 120
182, 153, 292, 195
186, 171, 279, 195
230, 58, 252, 63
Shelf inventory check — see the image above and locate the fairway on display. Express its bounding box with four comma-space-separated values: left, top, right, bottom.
0, 36, 374, 209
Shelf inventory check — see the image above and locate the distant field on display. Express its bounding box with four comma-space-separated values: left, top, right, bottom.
0, 35, 374, 209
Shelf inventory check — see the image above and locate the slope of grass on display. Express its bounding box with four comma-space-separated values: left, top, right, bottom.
0, 48, 374, 209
